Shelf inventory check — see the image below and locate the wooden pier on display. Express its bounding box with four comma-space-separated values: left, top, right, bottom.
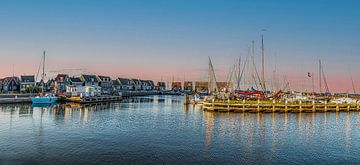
202, 100, 360, 113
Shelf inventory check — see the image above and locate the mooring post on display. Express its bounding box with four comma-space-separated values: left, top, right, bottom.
325, 100, 327, 112
347, 104, 350, 112
299, 100, 302, 112
336, 103, 339, 112
357, 101, 359, 111
312, 100, 316, 112
212, 99, 215, 110
227, 99, 230, 111
257, 99, 260, 112
285, 100, 288, 112
272, 100, 276, 112
242, 99, 245, 112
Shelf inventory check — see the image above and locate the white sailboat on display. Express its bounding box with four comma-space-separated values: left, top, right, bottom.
31, 51, 58, 104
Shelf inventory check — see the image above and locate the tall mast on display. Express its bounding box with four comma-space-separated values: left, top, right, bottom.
42, 51, 46, 93
319, 60, 322, 93
261, 35, 266, 91
236, 56, 241, 90
350, 74, 356, 94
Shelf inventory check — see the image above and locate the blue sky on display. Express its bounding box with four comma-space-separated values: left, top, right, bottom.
0, 0, 359, 91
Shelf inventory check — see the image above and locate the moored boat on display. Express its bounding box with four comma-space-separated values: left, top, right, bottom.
31, 94, 58, 104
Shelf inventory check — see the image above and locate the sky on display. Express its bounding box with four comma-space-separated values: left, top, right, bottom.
0, 0, 359, 92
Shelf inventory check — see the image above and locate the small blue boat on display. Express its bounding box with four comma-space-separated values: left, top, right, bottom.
31, 95, 58, 104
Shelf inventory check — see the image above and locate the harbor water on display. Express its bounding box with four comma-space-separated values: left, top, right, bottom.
1, 95, 360, 164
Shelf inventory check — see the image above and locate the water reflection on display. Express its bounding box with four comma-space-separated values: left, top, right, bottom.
1, 96, 360, 164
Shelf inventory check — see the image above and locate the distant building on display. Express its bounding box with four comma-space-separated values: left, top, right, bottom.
2, 77, 20, 93
80, 74, 100, 86
0, 79, 4, 93
183, 81, 193, 91
118, 78, 133, 91
98, 75, 112, 95
46, 79, 56, 93
132, 79, 142, 91
20, 75, 35, 93
65, 77, 84, 96
55, 74, 68, 93
157, 82, 166, 91
111, 79, 122, 94
195, 81, 208, 93
146, 80, 155, 91
171, 82, 182, 91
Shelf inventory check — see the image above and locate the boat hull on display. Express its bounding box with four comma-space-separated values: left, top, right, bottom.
31, 97, 58, 104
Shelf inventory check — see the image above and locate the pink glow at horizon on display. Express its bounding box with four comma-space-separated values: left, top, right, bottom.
0, 57, 358, 93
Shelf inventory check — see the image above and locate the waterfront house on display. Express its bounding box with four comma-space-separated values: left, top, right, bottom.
145, 80, 155, 91
171, 82, 182, 91
2, 77, 20, 93
46, 79, 56, 93
65, 77, 84, 96
195, 81, 209, 93
0, 79, 4, 93
132, 79, 142, 91
80, 74, 100, 86
118, 78, 133, 91
157, 82, 166, 91
20, 75, 35, 93
111, 79, 122, 94
98, 75, 112, 95
55, 74, 68, 93
184, 81, 193, 92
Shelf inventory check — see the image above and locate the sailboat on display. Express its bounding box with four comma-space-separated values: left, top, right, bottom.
31, 51, 59, 104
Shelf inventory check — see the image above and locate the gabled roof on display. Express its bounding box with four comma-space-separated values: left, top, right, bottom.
118, 78, 131, 85
146, 80, 155, 86
69, 77, 83, 83
112, 80, 121, 86
98, 75, 111, 81
21, 75, 35, 83
82, 75, 99, 82
131, 79, 141, 84
55, 74, 68, 81
3, 77, 20, 84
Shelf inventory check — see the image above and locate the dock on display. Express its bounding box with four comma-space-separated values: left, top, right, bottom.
202, 100, 360, 113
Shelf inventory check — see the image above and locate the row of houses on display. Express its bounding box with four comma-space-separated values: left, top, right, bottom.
0, 74, 166, 96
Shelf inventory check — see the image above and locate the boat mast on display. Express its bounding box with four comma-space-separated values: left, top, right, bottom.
42, 51, 46, 93
319, 60, 322, 94
350, 74, 356, 94
261, 35, 266, 91
209, 57, 218, 94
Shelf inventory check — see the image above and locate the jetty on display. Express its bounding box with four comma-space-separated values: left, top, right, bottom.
202, 100, 360, 113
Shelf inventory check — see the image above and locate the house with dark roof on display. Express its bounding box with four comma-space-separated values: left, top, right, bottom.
131, 79, 142, 91
111, 79, 122, 94
157, 82, 166, 91
46, 79, 56, 93
80, 74, 100, 86
118, 78, 133, 91
79, 74, 101, 96
0, 78, 4, 93
20, 75, 35, 93
2, 77, 20, 93
144, 80, 155, 91
55, 74, 68, 93
65, 77, 84, 96
98, 75, 112, 95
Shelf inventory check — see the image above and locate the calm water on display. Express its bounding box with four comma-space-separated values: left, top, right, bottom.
1, 96, 360, 164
